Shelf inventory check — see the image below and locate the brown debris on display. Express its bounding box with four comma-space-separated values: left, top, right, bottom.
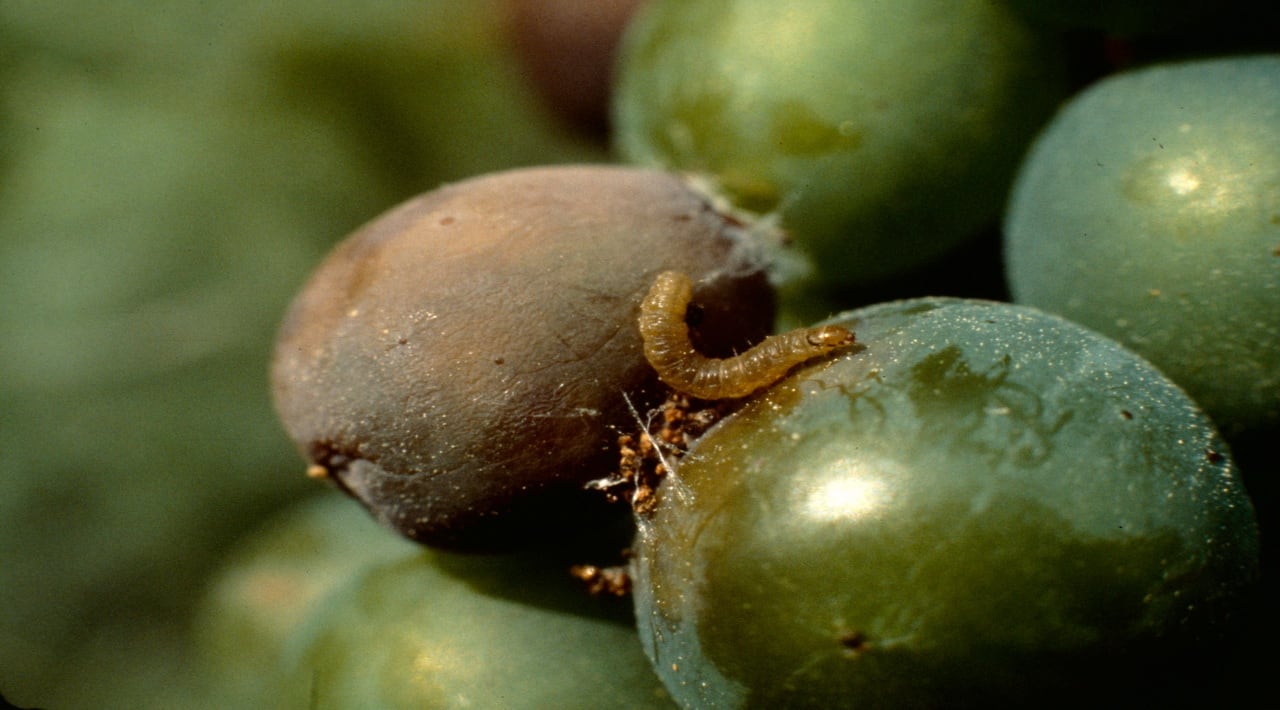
587, 392, 730, 516
569, 563, 633, 597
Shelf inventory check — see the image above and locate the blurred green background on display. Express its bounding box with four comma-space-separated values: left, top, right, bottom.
0, 2, 604, 706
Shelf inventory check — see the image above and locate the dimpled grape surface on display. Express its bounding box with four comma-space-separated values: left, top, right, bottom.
1005, 56, 1280, 435
633, 298, 1259, 708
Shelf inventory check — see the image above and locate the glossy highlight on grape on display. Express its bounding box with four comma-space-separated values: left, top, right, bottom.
633, 297, 1261, 708
1004, 54, 1280, 436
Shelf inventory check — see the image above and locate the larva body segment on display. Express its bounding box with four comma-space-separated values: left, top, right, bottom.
639, 271, 855, 399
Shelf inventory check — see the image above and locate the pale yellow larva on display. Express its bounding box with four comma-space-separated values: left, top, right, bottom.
638, 270, 855, 400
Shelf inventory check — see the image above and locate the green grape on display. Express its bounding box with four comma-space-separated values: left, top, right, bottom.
276, 549, 675, 709
633, 298, 1259, 708
1005, 55, 1280, 436
613, 0, 1064, 286
193, 494, 417, 707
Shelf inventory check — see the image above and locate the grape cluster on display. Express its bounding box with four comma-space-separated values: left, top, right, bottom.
7, 0, 1271, 708
237, 1, 1277, 708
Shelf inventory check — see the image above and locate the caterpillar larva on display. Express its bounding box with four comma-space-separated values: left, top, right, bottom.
638, 270, 855, 400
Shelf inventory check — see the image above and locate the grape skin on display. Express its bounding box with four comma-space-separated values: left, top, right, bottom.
1005, 55, 1280, 436
633, 298, 1259, 708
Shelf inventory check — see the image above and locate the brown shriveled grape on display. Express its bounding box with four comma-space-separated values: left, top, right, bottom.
271, 165, 772, 550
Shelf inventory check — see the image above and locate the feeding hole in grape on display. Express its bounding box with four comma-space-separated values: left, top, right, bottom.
838, 630, 871, 657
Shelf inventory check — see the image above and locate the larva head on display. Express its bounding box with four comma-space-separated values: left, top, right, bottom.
805, 325, 856, 350
271, 165, 774, 550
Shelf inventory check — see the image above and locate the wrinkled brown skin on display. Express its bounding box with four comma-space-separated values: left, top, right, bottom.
271, 166, 772, 549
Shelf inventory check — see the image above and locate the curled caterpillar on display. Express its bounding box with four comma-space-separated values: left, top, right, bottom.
638, 270, 855, 400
